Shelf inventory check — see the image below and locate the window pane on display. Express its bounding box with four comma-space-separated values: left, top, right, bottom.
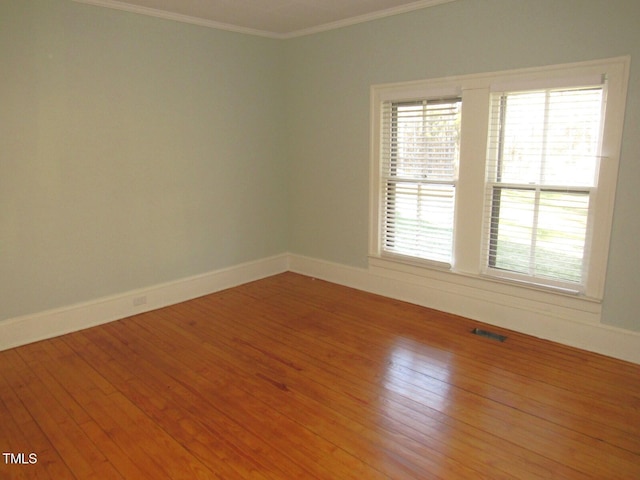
489, 188, 589, 283
381, 97, 461, 264
536, 191, 589, 282
384, 182, 454, 263
498, 93, 546, 184
489, 188, 536, 273
543, 89, 603, 186
390, 100, 460, 181
493, 88, 602, 187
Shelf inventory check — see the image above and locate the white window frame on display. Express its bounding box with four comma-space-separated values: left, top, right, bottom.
370, 57, 629, 304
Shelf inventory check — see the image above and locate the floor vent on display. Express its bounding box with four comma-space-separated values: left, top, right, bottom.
471, 328, 507, 342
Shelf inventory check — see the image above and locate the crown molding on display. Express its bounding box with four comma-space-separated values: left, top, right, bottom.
71, 0, 458, 39
282, 0, 458, 39
71, 0, 283, 38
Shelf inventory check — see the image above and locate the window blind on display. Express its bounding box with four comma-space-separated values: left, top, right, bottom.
483, 86, 604, 289
380, 98, 461, 265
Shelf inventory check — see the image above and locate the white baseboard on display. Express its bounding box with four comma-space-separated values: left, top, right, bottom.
0, 254, 289, 352
289, 254, 640, 365
3, 252, 639, 365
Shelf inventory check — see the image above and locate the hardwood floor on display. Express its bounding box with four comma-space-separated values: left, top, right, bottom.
1, 272, 639, 479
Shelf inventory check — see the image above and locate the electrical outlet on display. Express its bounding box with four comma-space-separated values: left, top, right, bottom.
133, 295, 147, 307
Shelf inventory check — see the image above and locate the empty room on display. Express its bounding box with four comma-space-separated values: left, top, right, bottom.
1, 0, 639, 478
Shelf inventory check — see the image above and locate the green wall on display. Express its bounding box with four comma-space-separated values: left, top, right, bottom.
284, 0, 640, 331
2, 0, 639, 333
0, 0, 287, 319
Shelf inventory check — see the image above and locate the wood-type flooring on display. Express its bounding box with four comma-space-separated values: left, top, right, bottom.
1, 272, 639, 479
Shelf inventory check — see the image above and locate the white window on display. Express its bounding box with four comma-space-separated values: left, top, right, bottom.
483, 86, 603, 291
370, 58, 629, 300
380, 97, 461, 266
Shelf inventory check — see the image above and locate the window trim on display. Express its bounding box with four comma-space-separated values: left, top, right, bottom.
370, 57, 629, 302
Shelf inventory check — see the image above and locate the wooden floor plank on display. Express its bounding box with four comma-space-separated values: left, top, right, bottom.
128, 309, 495, 480
22, 339, 150, 480
3, 348, 109, 479
51, 334, 219, 480
1, 272, 639, 479
69, 325, 312, 480
0, 380, 53, 480
249, 292, 640, 453
171, 290, 600, 478
256, 282, 640, 434
96, 319, 396, 480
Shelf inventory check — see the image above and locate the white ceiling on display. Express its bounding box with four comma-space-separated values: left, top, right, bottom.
74, 0, 457, 38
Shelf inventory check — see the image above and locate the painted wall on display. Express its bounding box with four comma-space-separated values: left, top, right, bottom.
284, 0, 640, 332
2, 0, 639, 336
0, 0, 287, 320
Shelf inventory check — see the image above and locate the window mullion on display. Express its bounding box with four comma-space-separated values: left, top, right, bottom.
454, 87, 491, 274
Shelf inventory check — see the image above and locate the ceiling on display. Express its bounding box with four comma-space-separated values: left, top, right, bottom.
73, 0, 457, 38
